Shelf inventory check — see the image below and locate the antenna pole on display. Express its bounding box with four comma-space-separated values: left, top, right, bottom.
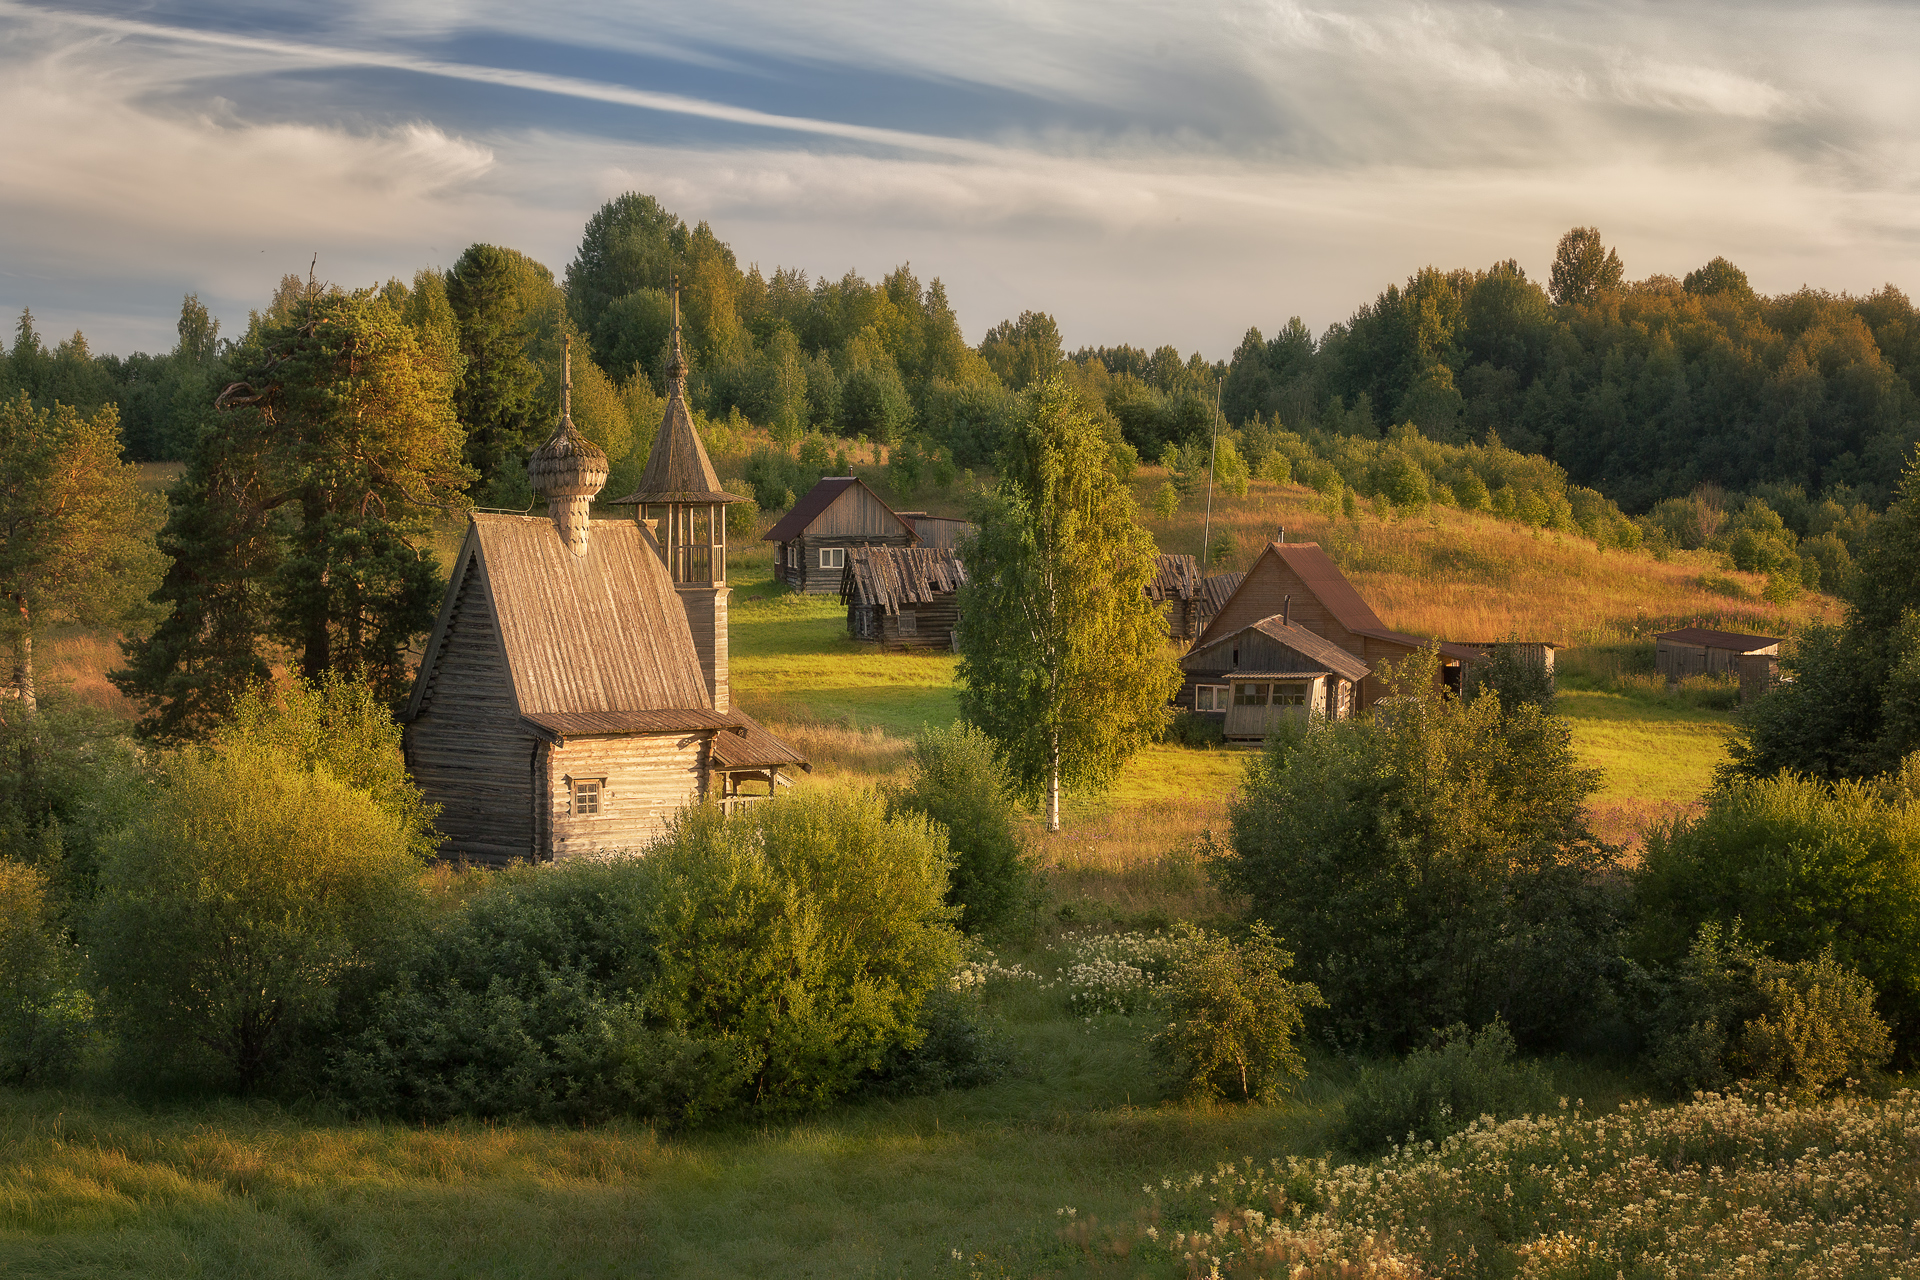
1201, 379, 1222, 568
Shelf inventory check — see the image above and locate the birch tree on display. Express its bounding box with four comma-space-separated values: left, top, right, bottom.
957, 377, 1180, 831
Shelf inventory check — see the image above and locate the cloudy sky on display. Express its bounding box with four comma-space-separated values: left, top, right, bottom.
3, 0, 1917, 359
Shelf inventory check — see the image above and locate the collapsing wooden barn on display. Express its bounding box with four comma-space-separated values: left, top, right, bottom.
763, 476, 919, 593
842, 546, 967, 649
1146, 554, 1245, 640
403, 314, 806, 864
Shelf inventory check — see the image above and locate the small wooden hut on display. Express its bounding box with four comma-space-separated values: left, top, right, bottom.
1655, 627, 1781, 680
764, 477, 919, 593
1179, 614, 1371, 738
897, 512, 975, 549
842, 545, 967, 649
1147, 554, 1204, 638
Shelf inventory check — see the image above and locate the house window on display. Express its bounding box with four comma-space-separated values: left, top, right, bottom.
570, 778, 604, 816
818, 546, 846, 570
1273, 680, 1310, 707
1233, 682, 1269, 707
1195, 684, 1228, 711
897, 609, 918, 636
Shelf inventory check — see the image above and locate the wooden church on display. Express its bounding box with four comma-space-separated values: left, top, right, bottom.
403, 300, 806, 864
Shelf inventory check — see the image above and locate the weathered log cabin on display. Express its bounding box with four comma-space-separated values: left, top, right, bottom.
1180, 613, 1371, 739
1655, 626, 1781, 680
1147, 555, 1247, 639
1189, 539, 1484, 708
764, 477, 919, 593
404, 316, 806, 864
842, 546, 967, 649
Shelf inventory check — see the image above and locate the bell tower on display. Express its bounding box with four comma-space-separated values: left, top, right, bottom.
608, 278, 744, 710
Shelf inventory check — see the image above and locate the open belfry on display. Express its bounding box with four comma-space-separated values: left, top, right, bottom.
607, 281, 738, 711
402, 284, 805, 863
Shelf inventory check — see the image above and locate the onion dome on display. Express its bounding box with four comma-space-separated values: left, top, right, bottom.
528, 336, 609, 556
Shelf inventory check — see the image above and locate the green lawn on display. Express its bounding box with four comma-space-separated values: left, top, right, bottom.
1555, 690, 1734, 805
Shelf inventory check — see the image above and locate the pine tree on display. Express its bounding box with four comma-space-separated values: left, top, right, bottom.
957, 377, 1181, 830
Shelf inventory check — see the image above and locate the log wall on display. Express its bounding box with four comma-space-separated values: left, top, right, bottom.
545, 732, 708, 859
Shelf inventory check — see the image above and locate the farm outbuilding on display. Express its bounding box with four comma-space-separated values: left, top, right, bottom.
841, 545, 967, 649
1146, 556, 1246, 640
1654, 627, 1782, 680
1190, 540, 1484, 709
897, 512, 974, 549
764, 477, 919, 593
404, 310, 805, 864
1179, 614, 1371, 738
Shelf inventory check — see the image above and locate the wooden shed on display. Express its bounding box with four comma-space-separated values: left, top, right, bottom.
841, 545, 967, 649
1180, 614, 1371, 737
764, 477, 919, 593
1190, 541, 1483, 709
1655, 627, 1782, 680
897, 512, 975, 549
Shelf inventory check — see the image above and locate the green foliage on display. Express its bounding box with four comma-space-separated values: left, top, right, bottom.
0, 696, 148, 904
957, 378, 1183, 827
1336, 1021, 1556, 1155
862, 986, 1010, 1097
725, 494, 759, 540
1636, 771, 1920, 1051
115, 282, 474, 733
1464, 641, 1556, 712
1548, 226, 1626, 307
1150, 480, 1180, 521
216, 674, 442, 861
334, 787, 961, 1124
446, 243, 564, 488
1151, 924, 1323, 1104
1220, 647, 1621, 1053
0, 858, 90, 1084
0, 394, 163, 707
1642, 923, 1892, 1098
888, 722, 1034, 934
1161, 709, 1225, 749
90, 742, 425, 1090
979, 311, 1063, 391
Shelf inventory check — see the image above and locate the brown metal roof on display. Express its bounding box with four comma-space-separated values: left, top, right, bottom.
761, 476, 917, 543
1185, 614, 1372, 682
840, 545, 967, 612
1355, 627, 1489, 666
607, 391, 743, 505
459, 514, 714, 716
522, 709, 742, 739
1270, 543, 1391, 634
1656, 627, 1782, 652
1146, 553, 1201, 602
709, 708, 812, 772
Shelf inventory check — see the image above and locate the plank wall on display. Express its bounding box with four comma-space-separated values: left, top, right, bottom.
545, 732, 707, 859
406, 560, 539, 866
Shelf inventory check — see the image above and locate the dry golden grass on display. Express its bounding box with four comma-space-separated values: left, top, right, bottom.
1023, 796, 1241, 922
1137, 469, 1839, 645
32, 626, 137, 715
754, 715, 915, 780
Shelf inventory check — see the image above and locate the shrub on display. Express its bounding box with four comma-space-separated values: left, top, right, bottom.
90, 742, 425, 1090
1151, 480, 1180, 521
1464, 640, 1555, 712
863, 987, 1009, 1096
1644, 923, 1893, 1097
0, 858, 90, 1084
1636, 772, 1920, 1050
0, 696, 149, 904
725, 494, 759, 539
1220, 647, 1623, 1053
336, 786, 963, 1123
1336, 1020, 1556, 1154
889, 723, 1035, 934
1161, 709, 1225, 748
1153, 924, 1323, 1104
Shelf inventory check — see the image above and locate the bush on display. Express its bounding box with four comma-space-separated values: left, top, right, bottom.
1636, 772, 1920, 1051
1220, 647, 1623, 1054
1643, 923, 1892, 1098
889, 723, 1035, 934
1161, 709, 1225, 748
1464, 641, 1555, 712
0, 858, 90, 1084
1336, 1021, 1556, 1155
0, 697, 149, 904
90, 742, 425, 1091
1153, 924, 1323, 1104
334, 786, 962, 1123
863, 986, 1009, 1097
725, 494, 759, 539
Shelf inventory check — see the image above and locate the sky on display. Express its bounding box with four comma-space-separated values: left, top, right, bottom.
3, 0, 1918, 360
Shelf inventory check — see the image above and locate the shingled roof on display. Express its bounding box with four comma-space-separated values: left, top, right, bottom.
607, 283, 743, 506
406, 514, 713, 723
709, 708, 813, 773
840, 545, 967, 613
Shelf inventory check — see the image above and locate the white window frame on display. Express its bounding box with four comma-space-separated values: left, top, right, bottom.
818, 546, 846, 570
1194, 684, 1228, 711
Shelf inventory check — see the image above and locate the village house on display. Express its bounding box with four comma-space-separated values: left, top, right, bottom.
764, 476, 920, 593
1186, 536, 1485, 711
1179, 611, 1372, 737
841, 545, 967, 649
403, 314, 805, 865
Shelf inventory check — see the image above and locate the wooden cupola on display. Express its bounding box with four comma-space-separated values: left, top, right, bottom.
526, 336, 609, 557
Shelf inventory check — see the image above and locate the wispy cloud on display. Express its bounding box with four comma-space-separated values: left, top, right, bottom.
1, 0, 1916, 357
